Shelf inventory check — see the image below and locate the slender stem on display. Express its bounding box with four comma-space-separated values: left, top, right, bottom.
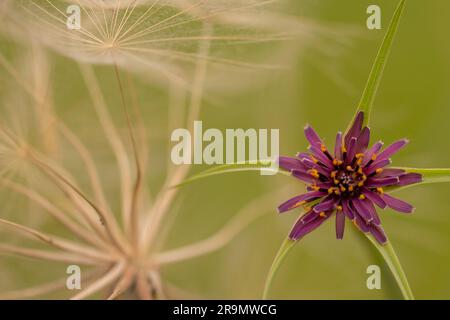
0, 268, 102, 299
398, 167, 450, 184
106, 267, 135, 300
141, 22, 213, 252
0, 218, 115, 262
365, 234, 414, 300
385, 167, 450, 193
58, 122, 113, 220
31, 153, 128, 255
347, 0, 406, 130
113, 63, 142, 250
262, 238, 296, 300
263, 235, 414, 300
70, 262, 126, 300
174, 161, 290, 188
0, 178, 108, 250
153, 186, 294, 266
79, 64, 133, 234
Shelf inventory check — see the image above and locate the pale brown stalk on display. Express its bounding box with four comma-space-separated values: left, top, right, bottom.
136, 269, 152, 300
141, 21, 213, 252
0, 268, 103, 299
30, 153, 128, 255
152, 186, 292, 266
0, 218, 116, 263
70, 262, 126, 300
106, 266, 135, 300
113, 62, 142, 250
79, 64, 133, 237
0, 178, 108, 250
0, 244, 106, 266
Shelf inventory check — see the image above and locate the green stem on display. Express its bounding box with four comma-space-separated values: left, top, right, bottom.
174, 161, 290, 188
263, 234, 414, 300
262, 238, 296, 300
400, 167, 450, 184
348, 0, 406, 129
365, 234, 414, 300
386, 167, 450, 193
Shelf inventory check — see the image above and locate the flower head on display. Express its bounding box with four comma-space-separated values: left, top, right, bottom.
0, 0, 301, 90
278, 112, 423, 244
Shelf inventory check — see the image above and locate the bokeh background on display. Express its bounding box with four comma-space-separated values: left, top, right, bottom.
0, 0, 450, 299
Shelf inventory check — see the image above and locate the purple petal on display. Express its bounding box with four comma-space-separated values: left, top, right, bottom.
362, 141, 384, 167
356, 197, 380, 225
377, 139, 409, 161
376, 168, 405, 178
291, 170, 318, 183
335, 211, 345, 240
278, 191, 326, 213
278, 156, 306, 172
365, 177, 400, 188
299, 158, 316, 169
306, 182, 333, 192
313, 196, 338, 213
398, 173, 423, 186
304, 125, 322, 147
345, 137, 358, 164
308, 145, 333, 168
352, 198, 377, 223
289, 211, 330, 240
342, 199, 355, 220
334, 131, 343, 160
352, 212, 370, 233
355, 127, 371, 154
365, 159, 392, 175
296, 152, 311, 161
369, 224, 388, 244
362, 188, 387, 209
345, 111, 364, 147
300, 158, 331, 175
300, 209, 321, 224
382, 194, 414, 214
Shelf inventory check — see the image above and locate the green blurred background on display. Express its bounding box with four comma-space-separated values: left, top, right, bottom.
1, 0, 450, 299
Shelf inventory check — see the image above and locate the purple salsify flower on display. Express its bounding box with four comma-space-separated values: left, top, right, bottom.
278, 112, 423, 245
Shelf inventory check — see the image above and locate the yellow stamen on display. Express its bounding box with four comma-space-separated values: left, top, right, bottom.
356, 153, 364, 159
346, 166, 354, 171
371, 154, 377, 161
340, 186, 346, 192
321, 144, 327, 152
328, 188, 335, 194
309, 169, 319, 178
333, 159, 339, 166
358, 168, 364, 174
376, 168, 384, 174
377, 187, 384, 194
357, 158, 363, 166
359, 194, 366, 200
331, 171, 337, 178
334, 190, 340, 195
348, 185, 354, 192
336, 205, 343, 211
319, 212, 326, 218
334, 179, 340, 185
311, 155, 319, 164
292, 201, 306, 209
358, 181, 364, 187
